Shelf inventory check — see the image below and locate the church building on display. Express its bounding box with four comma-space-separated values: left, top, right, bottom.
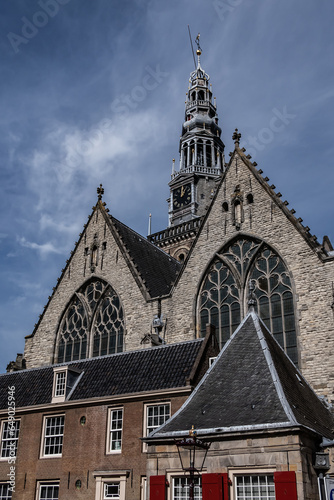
0, 39, 334, 500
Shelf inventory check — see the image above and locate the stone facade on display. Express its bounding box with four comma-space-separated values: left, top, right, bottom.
146, 430, 320, 500
23, 145, 334, 406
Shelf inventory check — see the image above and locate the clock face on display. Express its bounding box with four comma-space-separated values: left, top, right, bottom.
173, 183, 191, 210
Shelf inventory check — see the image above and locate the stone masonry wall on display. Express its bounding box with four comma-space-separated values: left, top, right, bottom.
166, 151, 334, 403
24, 206, 159, 368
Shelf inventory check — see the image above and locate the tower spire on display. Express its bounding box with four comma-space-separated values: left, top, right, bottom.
167, 37, 226, 227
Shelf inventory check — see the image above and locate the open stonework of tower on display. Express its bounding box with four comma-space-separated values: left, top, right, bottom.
1, 37, 334, 500
148, 42, 225, 262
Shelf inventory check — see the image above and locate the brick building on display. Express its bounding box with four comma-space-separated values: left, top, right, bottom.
1, 41, 334, 500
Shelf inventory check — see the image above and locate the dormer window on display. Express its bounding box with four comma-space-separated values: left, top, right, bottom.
54, 371, 66, 397
52, 366, 82, 403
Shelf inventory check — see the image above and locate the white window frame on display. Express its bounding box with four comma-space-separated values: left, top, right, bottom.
172, 476, 202, 500
51, 367, 68, 403
0, 483, 13, 499
229, 468, 276, 500
40, 414, 65, 458
209, 356, 217, 366
143, 402, 170, 452
93, 471, 128, 500
166, 470, 205, 500
140, 476, 147, 500
0, 419, 20, 461
106, 408, 123, 454
36, 481, 59, 500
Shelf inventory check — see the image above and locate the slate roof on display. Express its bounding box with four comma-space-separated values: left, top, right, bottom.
110, 215, 181, 298
147, 312, 334, 441
0, 339, 205, 410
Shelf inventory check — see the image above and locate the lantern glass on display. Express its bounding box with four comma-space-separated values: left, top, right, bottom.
176, 437, 210, 476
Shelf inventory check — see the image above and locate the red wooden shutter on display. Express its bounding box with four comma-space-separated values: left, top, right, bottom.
150, 475, 166, 500
274, 471, 298, 500
202, 473, 230, 500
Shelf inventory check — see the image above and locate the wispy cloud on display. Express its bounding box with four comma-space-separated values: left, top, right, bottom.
18, 236, 65, 257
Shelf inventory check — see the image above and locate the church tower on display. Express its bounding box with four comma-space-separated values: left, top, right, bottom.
149, 36, 225, 261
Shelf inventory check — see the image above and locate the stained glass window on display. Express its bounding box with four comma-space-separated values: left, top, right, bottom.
56, 279, 124, 362
199, 238, 298, 364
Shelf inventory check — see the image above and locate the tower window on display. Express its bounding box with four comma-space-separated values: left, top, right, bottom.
247, 193, 254, 204
222, 202, 229, 212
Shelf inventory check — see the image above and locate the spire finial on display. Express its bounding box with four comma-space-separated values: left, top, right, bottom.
195, 33, 202, 66
148, 213, 152, 236
97, 184, 104, 201
232, 128, 241, 147
248, 280, 256, 311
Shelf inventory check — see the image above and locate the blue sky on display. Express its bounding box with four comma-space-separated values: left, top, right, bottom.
1, 0, 333, 373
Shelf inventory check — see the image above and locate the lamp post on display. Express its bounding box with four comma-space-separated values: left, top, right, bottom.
175, 426, 211, 500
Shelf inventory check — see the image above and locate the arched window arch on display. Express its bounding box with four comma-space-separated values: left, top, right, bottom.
198, 90, 204, 101
55, 278, 124, 363
198, 237, 298, 364
197, 139, 204, 166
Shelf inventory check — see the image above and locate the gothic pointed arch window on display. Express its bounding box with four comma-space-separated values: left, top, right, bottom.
56, 278, 124, 363
198, 237, 298, 364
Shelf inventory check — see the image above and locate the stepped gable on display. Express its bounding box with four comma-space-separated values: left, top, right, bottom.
173, 134, 333, 281
0, 339, 204, 409
110, 215, 181, 298
228, 138, 332, 260
147, 312, 334, 441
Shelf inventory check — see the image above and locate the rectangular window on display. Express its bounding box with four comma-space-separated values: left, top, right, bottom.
42, 415, 64, 457
209, 357, 217, 366
0, 484, 12, 500
38, 483, 59, 500
104, 482, 120, 498
140, 477, 147, 500
93, 473, 127, 500
54, 372, 66, 397
109, 408, 123, 452
235, 475, 275, 500
146, 403, 170, 436
0, 420, 20, 459
173, 477, 201, 500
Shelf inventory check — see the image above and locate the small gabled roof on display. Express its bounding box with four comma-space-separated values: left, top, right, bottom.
147, 312, 334, 441
108, 214, 181, 299
0, 338, 206, 410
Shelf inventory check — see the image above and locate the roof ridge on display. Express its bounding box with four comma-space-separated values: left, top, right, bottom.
2, 338, 204, 376
250, 312, 298, 425
110, 215, 181, 264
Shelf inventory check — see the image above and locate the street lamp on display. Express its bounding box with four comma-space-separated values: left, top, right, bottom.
175, 426, 211, 500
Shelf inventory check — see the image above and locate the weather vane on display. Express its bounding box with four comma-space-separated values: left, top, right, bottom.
195, 33, 201, 54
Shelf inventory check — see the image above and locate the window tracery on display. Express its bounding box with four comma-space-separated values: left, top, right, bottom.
198, 237, 298, 364
56, 279, 124, 363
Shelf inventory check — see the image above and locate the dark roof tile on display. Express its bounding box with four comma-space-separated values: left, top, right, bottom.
149, 313, 334, 440
0, 339, 204, 409
111, 216, 181, 298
